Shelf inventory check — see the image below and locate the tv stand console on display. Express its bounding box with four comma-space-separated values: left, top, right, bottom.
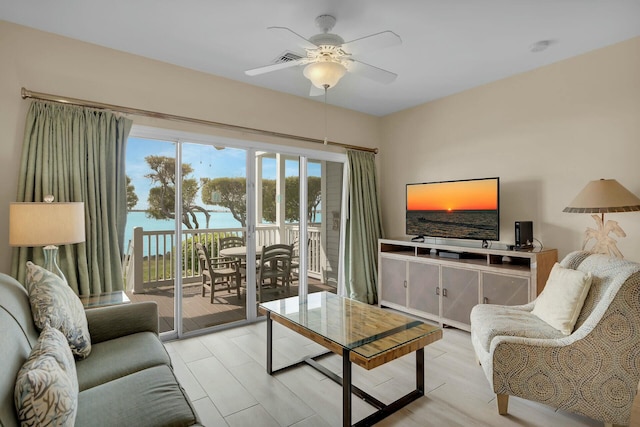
378, 238, 557, 331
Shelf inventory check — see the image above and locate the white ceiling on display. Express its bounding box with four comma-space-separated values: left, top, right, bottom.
1, 0, 639, 116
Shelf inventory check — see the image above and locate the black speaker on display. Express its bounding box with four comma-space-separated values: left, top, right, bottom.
515, 221, 533, 249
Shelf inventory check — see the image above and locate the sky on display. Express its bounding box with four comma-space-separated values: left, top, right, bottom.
126, 137, 321, 210
407, 178, 498, 211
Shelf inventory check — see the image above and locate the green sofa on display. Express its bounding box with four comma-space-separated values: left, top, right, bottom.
0, 272, 202, 427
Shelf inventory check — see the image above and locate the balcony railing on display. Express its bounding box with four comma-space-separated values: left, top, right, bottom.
124, 225, 322, 293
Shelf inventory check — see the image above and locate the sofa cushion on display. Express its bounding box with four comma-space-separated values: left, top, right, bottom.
532, 262, 592, 335
14, 325, 78, 427
75, 365, 199, 427
470, 303, 564, 353
75, 332, 171, 391
26, 262, 91, 359
0, 273, 41, 427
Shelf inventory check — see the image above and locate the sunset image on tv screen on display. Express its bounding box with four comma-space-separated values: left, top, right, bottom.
406, 178, 499, 240
407, 179, 498, 211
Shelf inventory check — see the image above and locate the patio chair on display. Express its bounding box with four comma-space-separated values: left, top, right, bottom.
257, 243, 293, 302
220, 236, 246, 277
195, 242, 241, 303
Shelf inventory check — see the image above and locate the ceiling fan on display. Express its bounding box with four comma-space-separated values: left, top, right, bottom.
245, 15, 402, 96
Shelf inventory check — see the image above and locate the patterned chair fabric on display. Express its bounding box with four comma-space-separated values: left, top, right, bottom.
470, 251, 640, 426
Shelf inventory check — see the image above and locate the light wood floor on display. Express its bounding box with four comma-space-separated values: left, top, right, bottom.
165, 321, 602, 427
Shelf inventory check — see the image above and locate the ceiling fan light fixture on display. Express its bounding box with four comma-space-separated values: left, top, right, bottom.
303, 61, 347, 89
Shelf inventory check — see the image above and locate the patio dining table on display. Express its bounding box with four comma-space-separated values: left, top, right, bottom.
219, 246, 262, 259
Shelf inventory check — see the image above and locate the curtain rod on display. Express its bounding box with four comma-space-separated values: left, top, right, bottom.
21, 87, 377, 154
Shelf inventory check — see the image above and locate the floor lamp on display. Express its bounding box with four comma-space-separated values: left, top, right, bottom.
563, 179, 640, 258
9, 196, 85, 283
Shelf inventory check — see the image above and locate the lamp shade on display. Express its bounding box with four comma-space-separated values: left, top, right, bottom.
9, 201, 86, 247
563, 179, 640, 213
303, 61, 347, 89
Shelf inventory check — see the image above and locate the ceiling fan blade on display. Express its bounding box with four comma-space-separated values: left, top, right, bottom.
268, 26, 318, 50
346, 59, 398, 84
245, 58, 308, 76
341, 31, 402, 55
309, 84, 325, 97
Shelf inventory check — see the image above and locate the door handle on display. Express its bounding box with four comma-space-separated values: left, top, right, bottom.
436, 286, 440, 295
403, 280, 407, 288
442, 288, 448, 297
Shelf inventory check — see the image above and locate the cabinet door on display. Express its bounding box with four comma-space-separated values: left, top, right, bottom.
441, 267, 479, 325
482, 273, 529, 306
407, 261, 439, 316
380, 257, 407, 306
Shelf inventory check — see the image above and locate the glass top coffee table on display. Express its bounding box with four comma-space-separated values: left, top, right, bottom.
259, 291, 442, 427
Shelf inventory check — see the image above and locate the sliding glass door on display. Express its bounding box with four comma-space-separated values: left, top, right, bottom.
124, 136, 251, 336
313, 157, 343, 292
179, 142, 249, 334
254, 152, 343, 305
254, 152, 303, 304
125, 127, 347, 339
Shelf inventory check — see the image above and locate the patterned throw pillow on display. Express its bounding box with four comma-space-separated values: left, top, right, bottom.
25, 262, 92, 359
14, 325, 79, 427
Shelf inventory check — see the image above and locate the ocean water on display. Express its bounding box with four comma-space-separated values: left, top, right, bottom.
123, 211, 242, 255
123, 211, 321, 256
406, 210, 498, 240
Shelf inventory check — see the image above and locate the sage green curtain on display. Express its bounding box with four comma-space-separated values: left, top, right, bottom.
11, 100, 132, 295
344, 149, 384, 304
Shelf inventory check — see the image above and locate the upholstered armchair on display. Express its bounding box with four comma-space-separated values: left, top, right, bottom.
470, 251, 640, 427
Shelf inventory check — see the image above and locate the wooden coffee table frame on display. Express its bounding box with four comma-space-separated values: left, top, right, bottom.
263, 307, 440, 427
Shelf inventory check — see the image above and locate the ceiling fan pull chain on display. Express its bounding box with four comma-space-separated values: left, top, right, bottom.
323, 85, 328, 145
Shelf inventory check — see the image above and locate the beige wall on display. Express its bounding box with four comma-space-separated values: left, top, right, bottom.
380, 37, 640, 261
0, 21, 381, 274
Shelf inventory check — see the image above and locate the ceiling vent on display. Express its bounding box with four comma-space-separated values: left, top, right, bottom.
274, 51, 304, 64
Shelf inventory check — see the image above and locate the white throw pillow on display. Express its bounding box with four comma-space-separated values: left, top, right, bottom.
26, 262, 92, 359
14, 325, 79, 427
532, 262, 593, 335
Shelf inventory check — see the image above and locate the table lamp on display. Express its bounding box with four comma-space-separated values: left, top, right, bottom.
563, 179, 640, 258
10, 195, 85, 282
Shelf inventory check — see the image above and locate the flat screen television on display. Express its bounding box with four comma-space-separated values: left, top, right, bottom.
406, 177, 500, 242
